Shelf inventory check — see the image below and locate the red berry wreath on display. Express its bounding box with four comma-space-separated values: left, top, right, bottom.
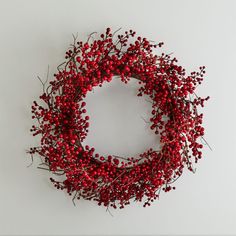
28, 28, 209, 209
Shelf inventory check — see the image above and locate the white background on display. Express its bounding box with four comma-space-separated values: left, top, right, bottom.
0, 0, 235, 235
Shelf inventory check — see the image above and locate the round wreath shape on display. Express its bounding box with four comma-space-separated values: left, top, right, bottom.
28, 28, 209, 209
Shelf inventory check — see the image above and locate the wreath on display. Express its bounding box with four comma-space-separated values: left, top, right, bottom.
28, 28, 209, 209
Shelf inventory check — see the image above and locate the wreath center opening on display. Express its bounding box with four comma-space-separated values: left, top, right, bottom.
83, 76, 161, 159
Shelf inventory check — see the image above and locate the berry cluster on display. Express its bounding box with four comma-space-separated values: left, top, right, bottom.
28, 28, 209, 209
